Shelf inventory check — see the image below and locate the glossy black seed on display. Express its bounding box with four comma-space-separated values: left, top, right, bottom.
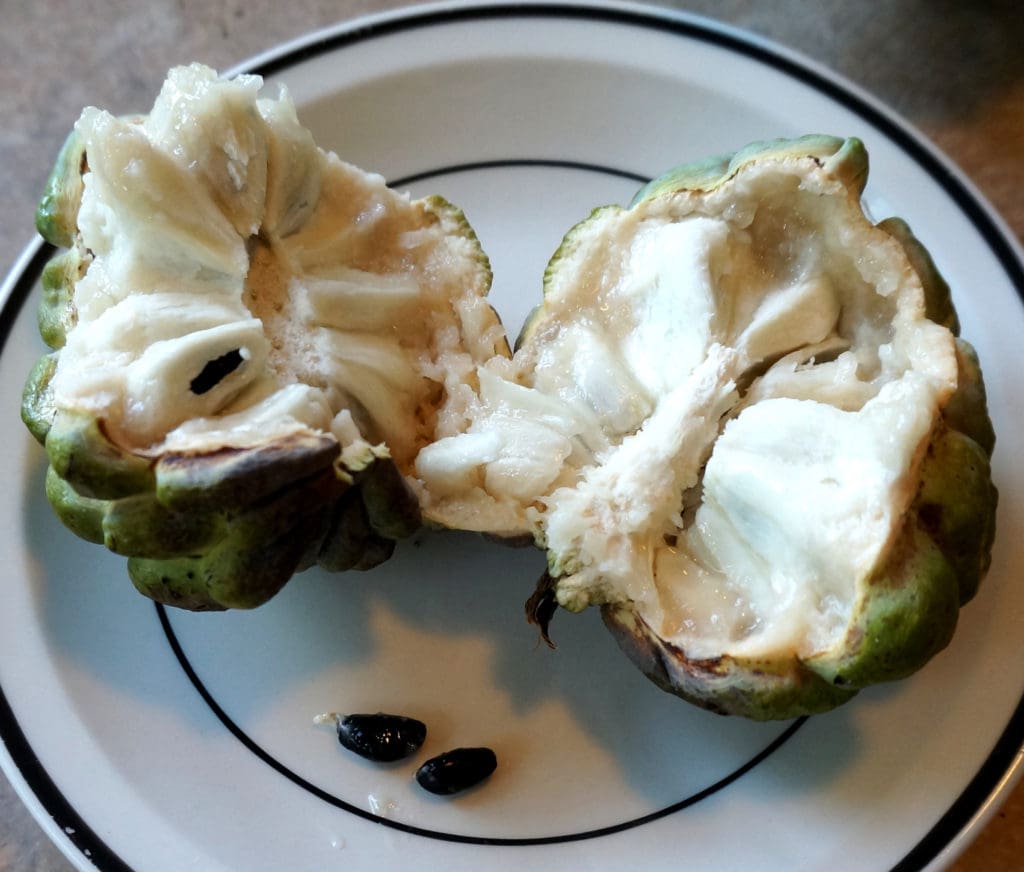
336, 713, 427, 762
415, 747, 497, 795
190, 348, 244, 395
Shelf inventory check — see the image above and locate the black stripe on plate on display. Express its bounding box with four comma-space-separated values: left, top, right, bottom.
891, 691, 1024, 872
0, 241, 134, 871
0, 236, 128, 872
0, 684, 133, 871
390, 158, 649, 188
0, 240, 51, 353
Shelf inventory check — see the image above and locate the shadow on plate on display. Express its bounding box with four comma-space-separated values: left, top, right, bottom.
21, 451, 861, 816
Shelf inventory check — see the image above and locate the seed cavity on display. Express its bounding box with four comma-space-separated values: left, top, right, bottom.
190, 349, 245, 395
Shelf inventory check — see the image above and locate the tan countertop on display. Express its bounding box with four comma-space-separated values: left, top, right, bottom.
1, 2, 1022, 870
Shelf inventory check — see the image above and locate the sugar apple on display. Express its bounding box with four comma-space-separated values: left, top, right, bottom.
413, 135, 997, 719
22, 64, 506, 610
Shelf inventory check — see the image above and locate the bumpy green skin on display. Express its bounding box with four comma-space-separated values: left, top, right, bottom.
35, 130, 86, 249
547, 136, 998, 719
628, 134, 869, 206
22, 130, 426, 611
38, 249, 82, 348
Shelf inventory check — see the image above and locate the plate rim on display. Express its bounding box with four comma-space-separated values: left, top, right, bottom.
2, 2, 1023, 870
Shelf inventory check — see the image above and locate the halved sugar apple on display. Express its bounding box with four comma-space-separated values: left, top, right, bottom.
22, 64, 506, 610
413, 135, 997, 719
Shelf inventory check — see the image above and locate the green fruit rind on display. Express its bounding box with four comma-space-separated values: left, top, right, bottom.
913, 426, 997, 606
101, 493, 223, 559
358, 460, 422, 540
126, 558, 227, 611
807, 523, 960, 688
35, 130, 86, 248
128, 471, 348, 610
46, 465, 230, 563
44, 466, 105, 545
38, 249, 81, 349
423, 195, 493, 286
600, 605, 858, 720
629, 134, 866, 207
46, 411, 155, 499
21, 353, 59, 445
317, 489, 374, 572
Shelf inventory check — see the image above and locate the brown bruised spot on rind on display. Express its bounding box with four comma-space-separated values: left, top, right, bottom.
599, 604, 675, 694
155, 431, 342, 510
601, 604, 858, 719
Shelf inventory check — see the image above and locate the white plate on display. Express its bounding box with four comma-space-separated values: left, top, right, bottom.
2, 3, 1023, 870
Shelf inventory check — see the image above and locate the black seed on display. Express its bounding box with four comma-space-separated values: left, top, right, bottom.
415, 747, 497, 795
190, 349, 244, 395
336, 713, 426, 762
